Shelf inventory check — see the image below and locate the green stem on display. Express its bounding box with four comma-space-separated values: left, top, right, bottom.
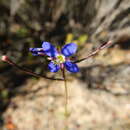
62, 68, 68, 117
62, 68, 69, 130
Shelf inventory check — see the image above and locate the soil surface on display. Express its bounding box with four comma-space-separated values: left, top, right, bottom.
2, 46, 130, 130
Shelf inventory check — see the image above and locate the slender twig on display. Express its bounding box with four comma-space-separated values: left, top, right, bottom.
62, 68, 68, 116
1, 55, 64, 81
74, 41, 113, 63
62, 68, 69, 130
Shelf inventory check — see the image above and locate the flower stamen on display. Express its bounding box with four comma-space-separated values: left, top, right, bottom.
53, 54, 65, 65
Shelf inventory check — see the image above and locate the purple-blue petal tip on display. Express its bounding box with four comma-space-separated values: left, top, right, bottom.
48, 61, 60, 72
61, 43, 77, 57
29, 47, 44, 56
42, 42, 58, 57
64, 61, 79, 73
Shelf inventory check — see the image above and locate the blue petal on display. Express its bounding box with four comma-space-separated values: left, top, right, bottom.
61, 43, 77, 57
29, 48, 44, 56
32, 53, 39, 56
64, 61, 79, 73
48, 62, 60, 72
42, 42, 58, 57
29, 48, 43, 52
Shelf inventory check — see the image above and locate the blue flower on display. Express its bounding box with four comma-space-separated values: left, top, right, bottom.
29, 48, 45, 56
30, 42, 79, 73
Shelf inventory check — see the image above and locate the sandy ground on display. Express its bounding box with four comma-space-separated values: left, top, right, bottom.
2, 46, 130, 130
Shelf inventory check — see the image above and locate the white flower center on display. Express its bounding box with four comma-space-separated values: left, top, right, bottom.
54, 54, 65, 64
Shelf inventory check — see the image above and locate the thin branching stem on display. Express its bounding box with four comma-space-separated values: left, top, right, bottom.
1, 56, 64, 81
62, 68, 68, 116
74, 41, 113, 63
62, 68, 69, 130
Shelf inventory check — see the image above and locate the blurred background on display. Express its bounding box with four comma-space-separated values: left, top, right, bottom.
0, 0, 130, 129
